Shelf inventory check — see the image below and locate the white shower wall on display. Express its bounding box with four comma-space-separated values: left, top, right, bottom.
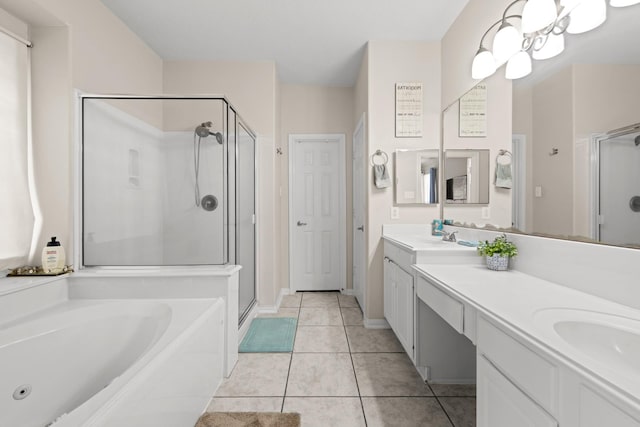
161, 132, 225, 264
83, 99, 226, 266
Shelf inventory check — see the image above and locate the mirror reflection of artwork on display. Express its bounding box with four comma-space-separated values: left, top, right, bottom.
446, 175, 467, 201
444, 150, 490, 205
394, 149, 439, 205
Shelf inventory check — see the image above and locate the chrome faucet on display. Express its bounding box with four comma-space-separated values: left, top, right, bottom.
442, 231, 458, 242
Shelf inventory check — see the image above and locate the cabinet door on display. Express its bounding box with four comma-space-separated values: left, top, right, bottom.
383, 258, 396, 329
477, 355, 557, 427
395, 265, 414, 357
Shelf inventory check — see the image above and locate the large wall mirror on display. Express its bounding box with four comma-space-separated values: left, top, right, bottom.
394, 149, 439, 205
443, 5, 640, 248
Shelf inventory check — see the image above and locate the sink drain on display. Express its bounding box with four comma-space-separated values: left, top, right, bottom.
13, 384, 32, 400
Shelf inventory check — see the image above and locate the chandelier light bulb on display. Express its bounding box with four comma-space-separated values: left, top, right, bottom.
522, 0, 559, 33
532, 33, 565, 60
567, 0, 607, 33
609, 0, 640, 6
493, 22, 523, 65
472, 47, 497, 80
505, 51, 532, 79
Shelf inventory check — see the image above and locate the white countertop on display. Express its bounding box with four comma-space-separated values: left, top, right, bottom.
412, 263, 640, 406
383, 227, 478, 253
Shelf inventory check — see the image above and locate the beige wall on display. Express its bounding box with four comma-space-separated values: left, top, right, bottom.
164, 60, 280, 308
365, 40, 441, 320
30, 26, 71, 266
441, 0, 514, 108
531, 67, 574, 236
0, 6, 27, 36
573, 64, 640, 136
279, 84, 355, 292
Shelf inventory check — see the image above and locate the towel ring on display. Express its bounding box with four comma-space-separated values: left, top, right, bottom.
370, 149, 388, 166
496, 149, 512, 164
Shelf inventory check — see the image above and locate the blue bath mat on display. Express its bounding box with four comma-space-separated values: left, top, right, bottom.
239, 317, 297, 353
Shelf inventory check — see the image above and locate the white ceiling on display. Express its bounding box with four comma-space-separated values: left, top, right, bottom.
99, 0, 470, 87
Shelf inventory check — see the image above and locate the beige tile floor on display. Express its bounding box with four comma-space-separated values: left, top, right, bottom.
209, 291, 476, 427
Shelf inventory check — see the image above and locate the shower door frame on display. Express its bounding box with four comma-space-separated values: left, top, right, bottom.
233, 112, 258, 325
590, 122, 640, 242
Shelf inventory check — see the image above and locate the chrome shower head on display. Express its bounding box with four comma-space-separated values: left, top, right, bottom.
194, 121, 223, 144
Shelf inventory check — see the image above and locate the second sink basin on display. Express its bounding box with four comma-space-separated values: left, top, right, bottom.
534, 308, 640, 378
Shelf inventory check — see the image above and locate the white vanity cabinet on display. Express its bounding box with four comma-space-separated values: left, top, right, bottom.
383, 242, 415, 359
477, 315, 559, 427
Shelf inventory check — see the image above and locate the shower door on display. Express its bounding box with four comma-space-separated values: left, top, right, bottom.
236, 119, 256, 323
597, 127, 640, 246
82, 97, 229, 266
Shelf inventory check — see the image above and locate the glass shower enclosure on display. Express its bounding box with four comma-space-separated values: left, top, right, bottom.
81, 96, 256, 323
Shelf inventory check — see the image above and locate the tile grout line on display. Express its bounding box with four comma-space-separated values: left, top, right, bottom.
426, 382, 457, 427
341, 300, 369, 427
280, 297, 300, 413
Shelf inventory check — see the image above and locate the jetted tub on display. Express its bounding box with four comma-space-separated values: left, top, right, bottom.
0, 296, 225, 427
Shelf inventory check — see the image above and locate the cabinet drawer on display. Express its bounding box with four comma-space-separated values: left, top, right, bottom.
478, 355, 557, 427
416, 276, 463, 333
383, 241, 415, 273
477, 316, 559, 416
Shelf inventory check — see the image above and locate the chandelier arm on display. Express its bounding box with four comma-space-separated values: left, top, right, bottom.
478, 14, 523, 48
502, 0, 527, 20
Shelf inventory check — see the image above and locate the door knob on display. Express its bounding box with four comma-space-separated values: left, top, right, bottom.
297, 221, 307, 226
357, 226, 364, 231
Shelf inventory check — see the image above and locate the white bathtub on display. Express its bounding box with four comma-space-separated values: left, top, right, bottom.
0, 294, 225, 427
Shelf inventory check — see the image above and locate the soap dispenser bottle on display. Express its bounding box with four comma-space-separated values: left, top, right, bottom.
42, 237, 66, 273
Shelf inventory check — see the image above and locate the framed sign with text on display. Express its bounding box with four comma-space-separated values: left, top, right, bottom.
395, 82, 423, 137
459, 83, 487, 137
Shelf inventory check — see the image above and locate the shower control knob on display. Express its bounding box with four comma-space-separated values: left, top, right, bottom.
297, 221, 307, 226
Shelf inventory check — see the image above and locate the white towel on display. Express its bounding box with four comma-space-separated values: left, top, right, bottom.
495, 162, 512, 189
373, 164, 391, 189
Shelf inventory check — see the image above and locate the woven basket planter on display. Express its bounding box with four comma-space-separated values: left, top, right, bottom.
486, 254, 509, 271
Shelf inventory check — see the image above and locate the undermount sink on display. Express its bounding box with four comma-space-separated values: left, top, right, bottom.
534, 308, 640, 378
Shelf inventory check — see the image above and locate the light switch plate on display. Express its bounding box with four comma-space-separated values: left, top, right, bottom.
535, 186, 542, 198
391, 206, 400, 219
481, 207, 490, 219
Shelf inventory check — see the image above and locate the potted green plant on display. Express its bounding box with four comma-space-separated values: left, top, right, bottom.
477, 234, 518, 271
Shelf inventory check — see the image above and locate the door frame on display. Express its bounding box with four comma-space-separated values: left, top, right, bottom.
512, 134, 527, 231
352, 114, 366, 313
288, 133, 347, 292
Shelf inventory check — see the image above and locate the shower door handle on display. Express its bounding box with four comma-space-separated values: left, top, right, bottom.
297, 221, 307, 226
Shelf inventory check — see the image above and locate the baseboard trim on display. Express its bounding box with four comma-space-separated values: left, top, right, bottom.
340, 288, 355, 296
257, 287, 292, 315
416, 366, 429, 382
363, 317, 390, 329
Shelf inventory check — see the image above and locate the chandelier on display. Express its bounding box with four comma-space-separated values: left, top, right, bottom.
471, 0, 640, 80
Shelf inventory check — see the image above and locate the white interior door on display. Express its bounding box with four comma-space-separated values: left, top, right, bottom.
353, 115, 366, 311
289, 134, 346, 291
